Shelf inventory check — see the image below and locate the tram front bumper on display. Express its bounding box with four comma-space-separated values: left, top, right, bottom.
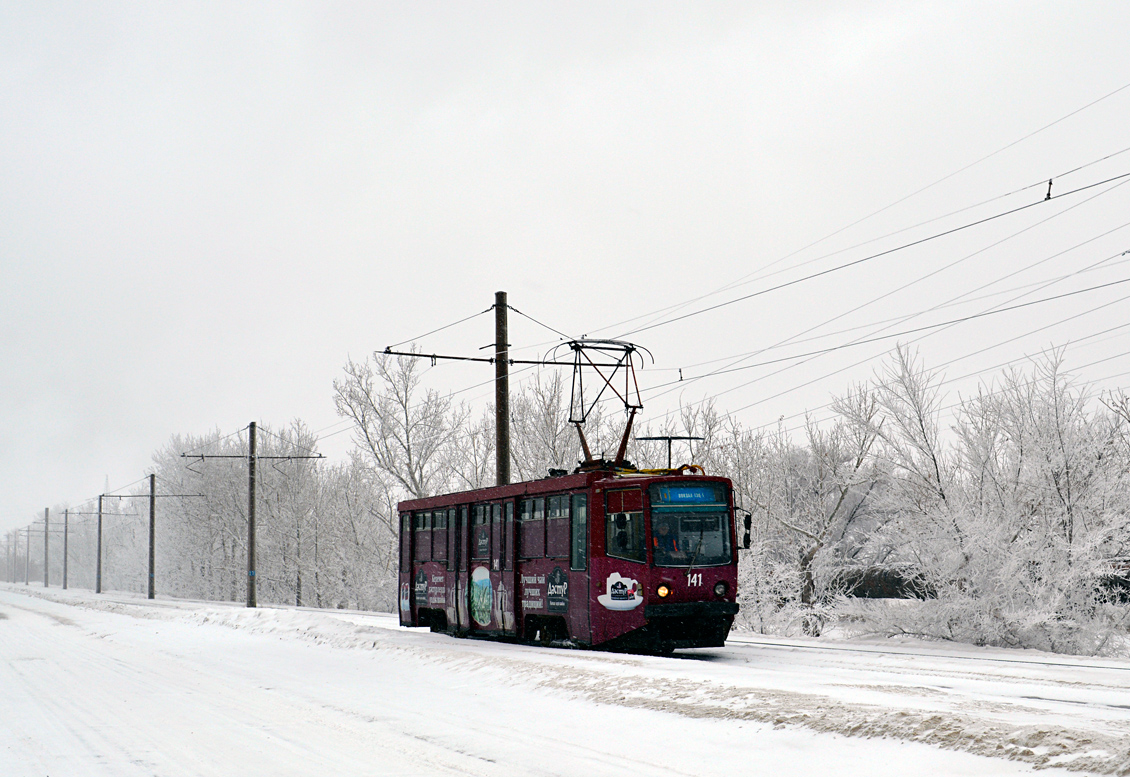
642, 601, 738, 649
644, 601, 739, 618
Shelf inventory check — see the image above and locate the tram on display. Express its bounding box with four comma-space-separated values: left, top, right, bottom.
398, 465, 749, 652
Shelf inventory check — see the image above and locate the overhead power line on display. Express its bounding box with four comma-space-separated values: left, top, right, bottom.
637, 251, 1130, 432
386, 306, 493, 350
648, 277, 1130, 383
618, 171, 1130, 339
719, 288, 1130, 424
663, 251, 1130, 373
662, 204, 1130, 393
594, 90, 1130, 342
370, 86, 1130, 423
652, 143, 1130, 315
729, 319, 1130, 441
638, 181, 1130, 416
507, 304, 574, 341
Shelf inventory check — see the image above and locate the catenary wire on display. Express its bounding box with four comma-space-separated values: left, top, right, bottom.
616, 171, 1130, 340
638, 253, 1130, 433
647, 279, 1130, 382
372, 152, 1130, 407
386, 306, 493, 350
358, 90, 1130, 444
717, 289, 1130, 427
662, 251, 1130, 373
589, 118, 1130, 340
672, 144, 1130, 304
763, 324, 1130, 441
732, 319, 1130, 439
641, 182, 1130, 403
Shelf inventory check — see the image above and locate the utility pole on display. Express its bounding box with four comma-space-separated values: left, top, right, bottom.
43, 507, 49, 587
495, 291, 510, 486
181, 422, 321, 608
24, 527, 30, 585
96, 495, 103, 594
148, 474, 156, 600
63, 509, 69, 590
99, 479, 202, 600
248, 421, 257, 608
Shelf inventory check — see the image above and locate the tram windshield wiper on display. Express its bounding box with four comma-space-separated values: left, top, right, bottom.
686, 533, 704, 576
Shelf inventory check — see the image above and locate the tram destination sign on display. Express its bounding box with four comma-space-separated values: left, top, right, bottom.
654, 485, 721, 504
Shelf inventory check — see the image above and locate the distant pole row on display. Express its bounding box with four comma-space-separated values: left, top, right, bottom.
9, 422, 320, 608
2, 526, 34, 585
5, 475, 160, 599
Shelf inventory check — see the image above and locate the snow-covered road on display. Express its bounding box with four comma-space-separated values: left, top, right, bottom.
2, 585, 1127, 776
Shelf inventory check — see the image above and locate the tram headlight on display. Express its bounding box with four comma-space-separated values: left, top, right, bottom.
713, 581, 728, 597
657, 584, 671, 598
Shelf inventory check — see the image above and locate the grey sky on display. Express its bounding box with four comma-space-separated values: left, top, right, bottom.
3, 2, 1129, 532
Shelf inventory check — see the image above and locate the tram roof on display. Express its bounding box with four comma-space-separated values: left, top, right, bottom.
397, 469, 730, 512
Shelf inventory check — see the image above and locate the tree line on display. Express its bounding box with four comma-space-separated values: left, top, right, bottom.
27, 345, 1130, 655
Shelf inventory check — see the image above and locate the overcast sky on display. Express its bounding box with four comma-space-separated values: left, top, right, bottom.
3, 2, 1130, 535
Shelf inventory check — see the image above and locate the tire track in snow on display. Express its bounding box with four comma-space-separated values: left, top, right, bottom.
10, 586, 1129, 775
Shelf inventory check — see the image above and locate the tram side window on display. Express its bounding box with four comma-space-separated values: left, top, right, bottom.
400, 513, 412, 569
491, 504, 502, 570
414, 511, 431, 562
445, 508, 456, 571
459, 505, 469, 565
472, 505, 490, 560
546, 495, 570, 558
605, 489, 645, 563
432, 507, 448, 562
519, 497, 546, 558
570, 494, 588, 570
504, 502, 515, 570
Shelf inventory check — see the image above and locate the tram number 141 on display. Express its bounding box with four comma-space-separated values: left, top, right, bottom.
686, 572, 703, 587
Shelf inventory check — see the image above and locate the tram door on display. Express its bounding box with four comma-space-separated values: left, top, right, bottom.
468, 505, 492, 633
503, 501, 517, 635
456, 506, 470, 631
485, 505, 503, 632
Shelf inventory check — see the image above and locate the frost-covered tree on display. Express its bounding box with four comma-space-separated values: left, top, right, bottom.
334, 350, 464, 499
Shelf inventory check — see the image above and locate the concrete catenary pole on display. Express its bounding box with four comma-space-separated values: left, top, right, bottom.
96, 495, 103, 594
43, 507, 48, 587
63, 509, 69, 590
148, 473, 156, 599
247, 421, 257, 608
495, 291, 510, 486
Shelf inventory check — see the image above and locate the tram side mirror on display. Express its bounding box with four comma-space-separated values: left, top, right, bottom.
742, 513, 752, 550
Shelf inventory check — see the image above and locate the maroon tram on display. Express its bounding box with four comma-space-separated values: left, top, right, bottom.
398, 467, 747, 652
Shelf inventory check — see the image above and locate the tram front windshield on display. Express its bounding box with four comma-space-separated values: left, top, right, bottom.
649, 482, 732, 568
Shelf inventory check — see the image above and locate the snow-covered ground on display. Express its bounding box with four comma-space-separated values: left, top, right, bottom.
2, 585, 1128, 776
